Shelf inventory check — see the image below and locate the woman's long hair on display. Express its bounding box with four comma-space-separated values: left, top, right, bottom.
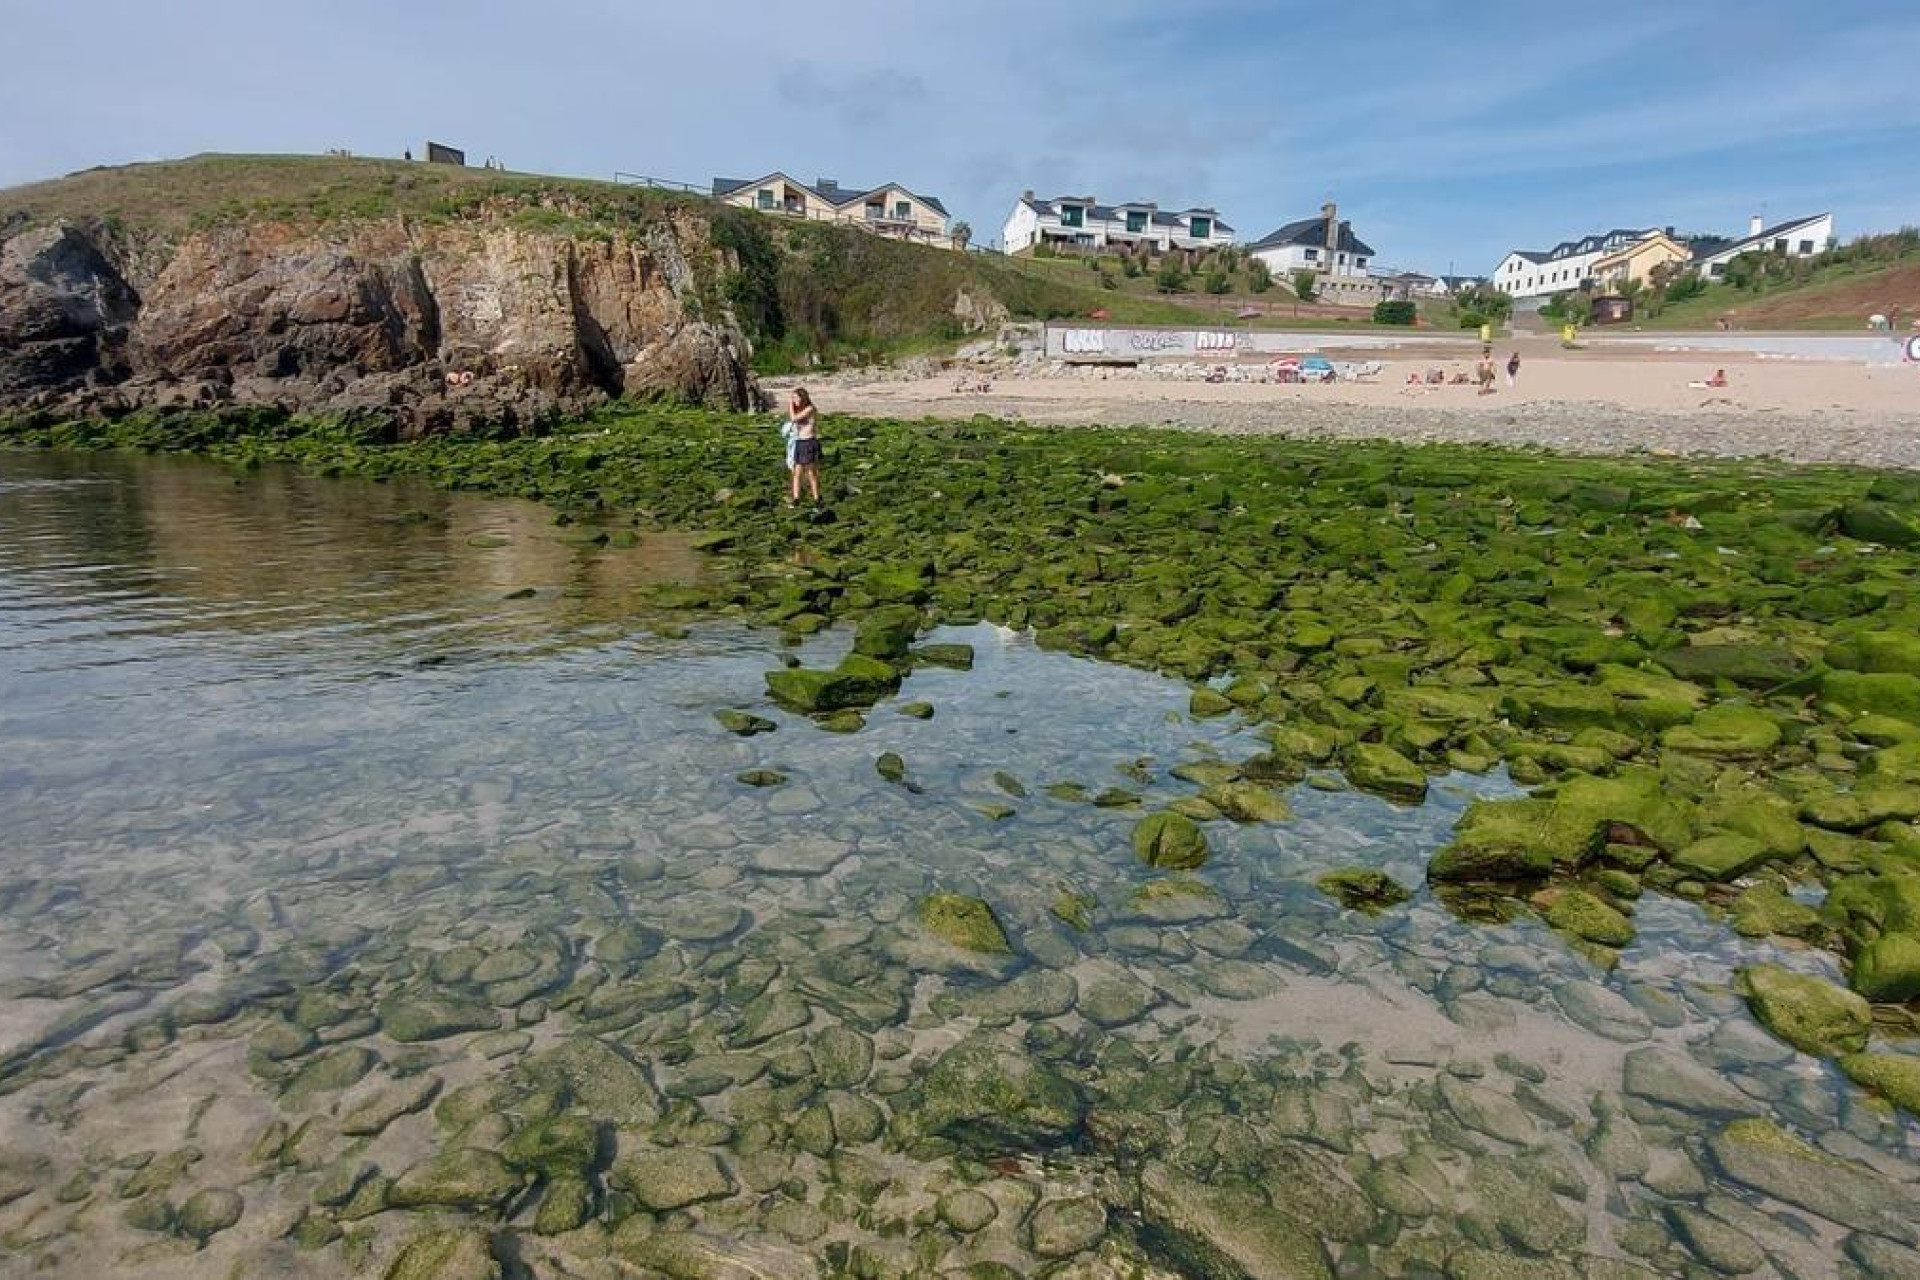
791, 386, 813, 413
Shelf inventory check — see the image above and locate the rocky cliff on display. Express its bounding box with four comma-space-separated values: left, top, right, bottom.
0, 192, 762, 435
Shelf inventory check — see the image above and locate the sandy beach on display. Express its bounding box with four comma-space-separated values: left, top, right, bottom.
800, 333, 1920, 469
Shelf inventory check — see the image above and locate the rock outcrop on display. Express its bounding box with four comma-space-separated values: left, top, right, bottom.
0, 203, 762, 434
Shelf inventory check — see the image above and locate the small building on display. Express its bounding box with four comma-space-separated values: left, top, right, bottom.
1435, 275, 1488, 297
1492, 228, 1655, 299
1590, 295, 1634, 325
1247, 203, 1384, 304
1691, 212, 1834, 280
711, 172, 953, 247
1591, 231, 1693, 294
1000, 193, 1235, 256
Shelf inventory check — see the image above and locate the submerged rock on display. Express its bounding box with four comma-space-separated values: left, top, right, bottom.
1132, 810, 1209, 870
1738, 964, 1870, 1056
1316, 868, 1411, 913
916, 892, 1011, 953
1344, 743, 1428, 802
1138, 1166, 1333, 1280
378, 993, 501, 1043
1028, 1195, 1107, 1258
1707, 1118, 1920, 1241
609, 1148, 735, 1211
382, 1228, 501, 1280
918, 1035, 1083, 1150
715, 708, 776, 736
1542, 888, 1634, 947
176, 1186, 243, 1240
1838, 1053, 1920, 1118
387, 1147, 523, 1210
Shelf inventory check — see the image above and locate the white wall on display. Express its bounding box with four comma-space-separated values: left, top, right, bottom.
1253, 242, 1370, 278
1696, 214, 1835, 279
1002, 203, 1040, 253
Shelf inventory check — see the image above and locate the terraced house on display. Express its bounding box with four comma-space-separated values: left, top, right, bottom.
1000, 192, 1235, 256
711, 171, 954, 247
1492, 228, 1655, 300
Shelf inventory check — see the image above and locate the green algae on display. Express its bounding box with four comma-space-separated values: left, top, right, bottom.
916, 892, 1011, 954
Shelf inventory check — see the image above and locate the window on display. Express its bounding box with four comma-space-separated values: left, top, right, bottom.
1797, 239, 1814, 254
1190, 216, 1211, 239
894, 200, 911, 220
756, 189, 775, 209
865, 201, 883, 220
1125, 210, 1148, 233
1356, 258, 1367, 269
1304, 247, 1318, 260
1060, 205, 1084, 228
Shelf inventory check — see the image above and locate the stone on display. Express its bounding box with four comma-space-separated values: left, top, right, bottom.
1661, 705, 1782, 757
340, 1074, 441, 1136
812, 1025, 874, 1088
764, 654, 901, 712
1132, 810, 1209, 870
851, 604, 921, 660
518, 1036, 662, 1125
1138, 1166, 1333, 1280
1621, 1048, 1758, 1119
1438, 1077, 1538, 1146
1542, 888, 1634, 947
1190, 687, 1235, 718
1669, 833, 1773, 881
378, 993, 501, 1043
913, 642, 974, 669
938, 1188, 998, 1232
1738, 964, 1870, 1056
388, 1148, 523, 1210
1315, 868, 1411, 913
1838, 1053, 1920, 1118
1730, 884, 1824, 940
916, 892, 1011, 953
1079, 976, 1158, 1029
715, 708, 776, 736
1803, 785, 1920, 831
282, 1046, 377, 1108
533, 1174, 593, 1235
382, 1228, 502, 1280
1851, 931, 1920, 1002
1666, 1206, 1764, 1275
1201, 780, 1293, 823
610, 1148, 734, 1211
918, 1035, 1083, 1150
1345, 742, 1428, 802
736, 768, 786, 787
1707, 1118, 1919, 1241
176, 1186, 243, 1240
1823, 671, 1920, 726
1028, 1195, 1107, 1258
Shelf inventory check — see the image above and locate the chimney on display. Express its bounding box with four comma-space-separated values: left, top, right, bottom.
1322, 201, 1338, 269
1021, 189, 1034, 202
1749, 213, 1763, 237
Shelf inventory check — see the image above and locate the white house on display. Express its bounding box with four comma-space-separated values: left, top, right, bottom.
1492, 228, 1654, 299
1690, 212, 1834, 280
712, 172, 953, 247
1000, 193, 1235, 255
1247, 204, 1376, 278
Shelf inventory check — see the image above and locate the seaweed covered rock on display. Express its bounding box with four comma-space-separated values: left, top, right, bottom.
1838, 500, 1920, 549
1850, 931, 1920, 1002
1200, 780, 1293, 823
1132, 810, 1209, 870
1828, 630, 1920, 676
1316, 868, 1411, 914
764, 653, 901, 712
1656, 644, 1805, 689
850, 605, 922, 661
1543, 888, 1634, 947
1661, 704, 1781, 758
608, 1149, 734, 1212
915, 892, 1012, 954
383, 1228, 502, 1280
1343, 743, 1427, 802
1431, 770, 1690, 882
1738, 963, 1870, 1056
917, 1034, 1083, 1150
1838, 1053, 1920, 1117
1707, 1118, 1920, 1240
1669, 833, 1774, 882
1822, 671, 1920, 725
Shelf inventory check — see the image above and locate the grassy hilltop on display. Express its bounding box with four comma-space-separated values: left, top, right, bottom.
0, 154, 1396, 373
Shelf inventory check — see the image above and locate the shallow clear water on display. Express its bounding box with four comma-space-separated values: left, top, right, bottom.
2, 450, 1918, 1277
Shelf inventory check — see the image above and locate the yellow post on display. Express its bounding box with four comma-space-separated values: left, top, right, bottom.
1562, 324, 1576, 344
1478, 322, 1491, 345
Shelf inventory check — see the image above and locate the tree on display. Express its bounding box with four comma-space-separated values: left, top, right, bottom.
1246, 257, 1273, 293
1204, 268, 1231, 294
1372, 299, 1416, 325
951, 220, 972, 250
1155, 258, 1188, 293
1291, 269, 1318, 302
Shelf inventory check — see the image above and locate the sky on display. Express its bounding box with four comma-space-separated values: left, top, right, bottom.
3, 0, 1917, 274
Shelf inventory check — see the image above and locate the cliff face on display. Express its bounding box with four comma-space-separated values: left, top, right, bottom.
0, 202, 761, 434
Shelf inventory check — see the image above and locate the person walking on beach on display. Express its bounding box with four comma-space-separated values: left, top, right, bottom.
786, 387, 822, 505
1506, 351, 1521, 389
1476, 351, 1496, 395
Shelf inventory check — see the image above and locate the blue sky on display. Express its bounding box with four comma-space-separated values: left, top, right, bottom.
3, 0, 1916, 274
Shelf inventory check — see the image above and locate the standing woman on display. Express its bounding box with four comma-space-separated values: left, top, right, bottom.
788, 387, 823, 505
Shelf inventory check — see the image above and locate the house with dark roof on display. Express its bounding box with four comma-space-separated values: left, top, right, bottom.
1245, 203, 1386, 302
1492, 227, 1655, 299
712, 172, 953, 247
1691, 212, 1834, 279
999, 192, 1234, 255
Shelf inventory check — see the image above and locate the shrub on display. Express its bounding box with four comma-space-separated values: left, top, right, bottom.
1456, 308, 1487, 330
1033, 241, 1057, 259
1246, 258, 1272, 293
1204, 269, 1231, 295
1664, 271, 1707, 303
1155, 259, 1188, 293
1121, 255, 1143, 278
1372, 299, 1416, 325
1291, 269, 1318, 302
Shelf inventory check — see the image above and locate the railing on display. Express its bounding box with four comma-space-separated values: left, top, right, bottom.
611, 172, 709, 196
612, 170, 962, 248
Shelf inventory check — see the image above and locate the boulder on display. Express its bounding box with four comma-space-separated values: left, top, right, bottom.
1837, 1053, 1920, 1118
764, 654, 901, 712
1738, 964, 1870, 1056
1132, 811, 1210, 870
917, 1035, 1083, 1150
1823, 671, 1920, 726
1850, 931, 1920, 1002
1316, 868, 1411, 913
1344, 743, 1428, 802
1542, 888, 1634, 947
1669, 833, 1774, 882
915, 892, 1011, 954
1660, 704, 1781, 758
850, 605, 922, 661
1828, 630, 1920, 676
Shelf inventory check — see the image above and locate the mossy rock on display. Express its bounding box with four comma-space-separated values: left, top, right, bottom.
1049, 891, 1096, 931
1189, 688, 1235, 718
1669, 833, 1774, 882
608, 1149, 735, 1212
1837, 1053, 1920, 1117
715, 708, 776, 736
1316, 868, 1411, 914
916, 1035, 1084, 1151
377, 993, 501, 1043
913, 642, 975, 670
1543, 887, 1634, 947
1850, 931, 1920, 1002
916, 892, 1011, 954
1861, 741, 1920, 784
388, 1148, 524, 1211
1343, 743, 1427, 802
382, 1228, 501, 1280
1513, 685, 1620, 731
1199, 781, 1293, 823
1661, 705, 1782, 758
1382, 685, 1497, 724
1656, 644, 1805, 689
1828, 630, 1920, 677
1838, 500, 1920, 549
850, 604, 922, 661
1432, 770, 1690, 882
1132, 811, 1209, 870
1801, 785, 1920, 831
1822, 670, 1920, 726
1596, 663, 1705, 728
764, 654, 901, 712
1730, 884, 1825, 940
1698, 791, 1806, 857
1738, 963, 1870, 1056
176, 1187, 243, 1240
